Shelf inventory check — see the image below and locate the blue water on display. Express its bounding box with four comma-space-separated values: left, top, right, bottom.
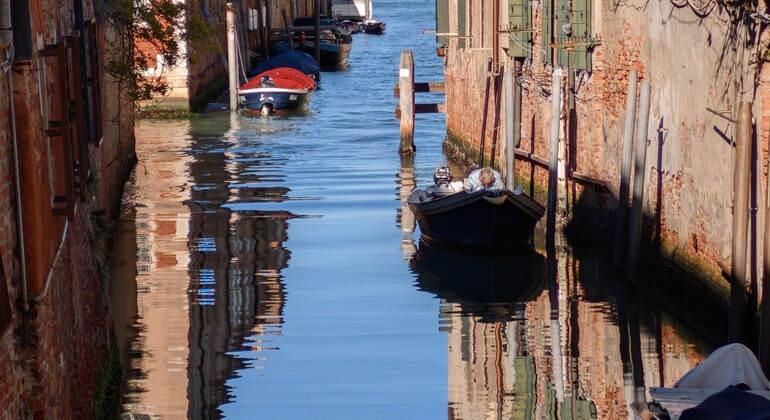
112, 1, 725, 418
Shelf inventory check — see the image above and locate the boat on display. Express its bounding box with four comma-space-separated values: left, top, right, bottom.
407, 166, 545, 247
271, 17, 352, 70
410, 240, 546, 322
248, 50, 320, 80
632, 343, 770, 419
237, 67, 315, 116
362, 19, 386, 34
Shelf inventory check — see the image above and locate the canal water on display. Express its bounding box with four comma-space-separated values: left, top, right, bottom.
110, 1, 727, 418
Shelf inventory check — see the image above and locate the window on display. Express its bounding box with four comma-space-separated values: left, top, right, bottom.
542, 0, 592, 71
435, 0, 449, 45
508, 0, 531, 59
40, 37, 90, 220
84, 20, 103, 145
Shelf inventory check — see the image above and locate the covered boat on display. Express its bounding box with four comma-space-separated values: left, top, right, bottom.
248, 50, 320, 80
633, 343, 770, 419
407, 167, 545, 248
237, 67, 315, 116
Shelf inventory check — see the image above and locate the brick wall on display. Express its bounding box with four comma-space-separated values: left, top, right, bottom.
0, 0, 134, 417
442, 0, 756, 279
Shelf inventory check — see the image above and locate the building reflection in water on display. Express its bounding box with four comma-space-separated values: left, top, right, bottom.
114, 115, 293, 418
409, 229, 713, 419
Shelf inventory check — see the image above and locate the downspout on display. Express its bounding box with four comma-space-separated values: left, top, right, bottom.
0, 0, 26, 310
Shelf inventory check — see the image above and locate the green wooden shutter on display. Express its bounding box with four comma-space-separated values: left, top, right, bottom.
508, 0, 531, 59
573, 0, 592, 71
458, 0, 466, 49
436, 0, 449, 44
542, 0, 552, 64
555, 0, 569, 66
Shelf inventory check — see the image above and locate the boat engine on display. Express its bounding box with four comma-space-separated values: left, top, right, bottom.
433, 165, 453, 186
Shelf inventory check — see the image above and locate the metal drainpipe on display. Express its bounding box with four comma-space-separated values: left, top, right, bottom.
7, 57, 28, 312
1, 0, 26, 310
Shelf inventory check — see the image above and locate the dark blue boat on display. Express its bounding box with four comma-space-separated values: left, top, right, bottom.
408, 184, 544, 248
271, 17, 352, 70
248, 50, 320, 80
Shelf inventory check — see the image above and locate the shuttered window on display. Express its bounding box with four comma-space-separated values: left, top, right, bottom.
508, 0, 531, 59
543, 0, 592, 71
555, 0, 569, 66
436, 0, 449, 45
85, 20, 103, 145
571, 0, 592, 71
542, 0, 552, 64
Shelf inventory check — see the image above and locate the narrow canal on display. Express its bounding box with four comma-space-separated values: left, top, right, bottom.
110, 1, 727, 418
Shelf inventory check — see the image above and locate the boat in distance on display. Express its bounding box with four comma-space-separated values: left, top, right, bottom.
237, 67, 315, 116
248, 50, 320, 80
408, 180, 545, 248
271, 18, 352, 70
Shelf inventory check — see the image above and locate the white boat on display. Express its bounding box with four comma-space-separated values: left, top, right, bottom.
633, 343, 770, 419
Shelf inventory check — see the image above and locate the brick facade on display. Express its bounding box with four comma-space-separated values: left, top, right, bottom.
442, 0, 762, 281
0, 0, 134, 417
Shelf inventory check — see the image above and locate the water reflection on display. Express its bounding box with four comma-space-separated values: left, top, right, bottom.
113, 115, 296, 417
406, 222, 719, 419
410, 241, 546, 322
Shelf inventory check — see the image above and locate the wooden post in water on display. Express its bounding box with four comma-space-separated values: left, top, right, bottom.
398, 50, 415, 155
613, 70, 638, 270
479, 58, 494, 167
729, 102, 752, 344
625, 81, 650, 285
282, 9, 294, 50
227, 4, 238, 113
313, 0, 321, 64
547, 69, 562, 233
761, 133, 770, 372
505, 66, 515, 188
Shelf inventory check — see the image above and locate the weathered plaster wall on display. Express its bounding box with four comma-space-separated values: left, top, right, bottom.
443, 0, 760, 276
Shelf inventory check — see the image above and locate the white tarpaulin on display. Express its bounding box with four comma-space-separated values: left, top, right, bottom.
674, 343, 770, 391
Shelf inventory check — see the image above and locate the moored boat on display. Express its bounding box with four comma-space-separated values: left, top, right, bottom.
632, 343, 770, 419
362, 19, 386, 34
249, 50, 320, 80
407, 167, 545, 248
237, 67, 315, 116
271, 18, 352, 70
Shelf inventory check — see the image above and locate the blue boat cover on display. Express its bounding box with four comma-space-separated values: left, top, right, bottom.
248, 51, 320, 78
679, 385, 770, 419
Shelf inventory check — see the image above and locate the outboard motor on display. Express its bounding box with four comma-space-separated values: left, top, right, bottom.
433, 165, 453, 186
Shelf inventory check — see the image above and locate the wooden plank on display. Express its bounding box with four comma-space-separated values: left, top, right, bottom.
394, 103, 446, 119
393, 82, 445, 97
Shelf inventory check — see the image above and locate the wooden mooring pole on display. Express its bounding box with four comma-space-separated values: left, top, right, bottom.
226, 4, 237, 113
393, 52, 445, 154
613, 70, 638, 270
504, 66, 515, 188
761, 126, 770, 372
547, 69, 562, 234
398, 50, 415, 154
625, 81, 651, 285
479, 58, 493, 167
729, 102, 752, 344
